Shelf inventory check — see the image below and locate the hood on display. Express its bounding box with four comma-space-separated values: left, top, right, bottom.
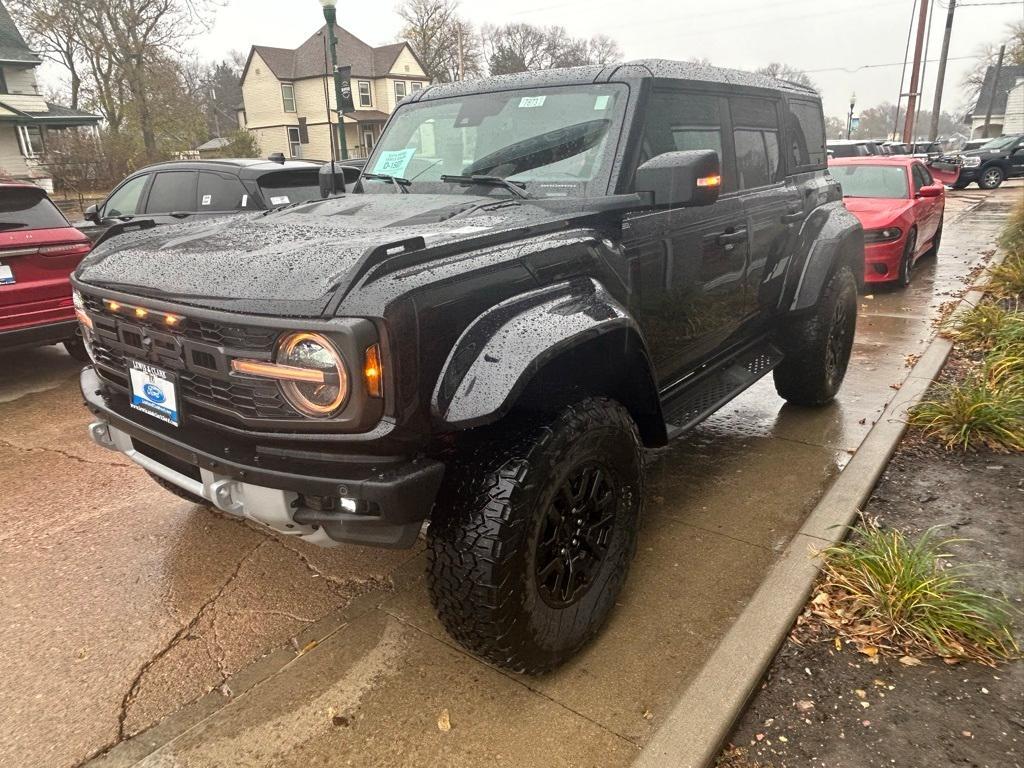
75, 193, 599, 317
843, 197, 913, 231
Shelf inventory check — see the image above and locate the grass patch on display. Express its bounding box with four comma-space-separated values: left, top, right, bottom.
815, 521, 1019, 666
943, 299, 1022, 349
996, 199, 1024, 256
908, 373, 1024, 452
983, 251, 1024, 299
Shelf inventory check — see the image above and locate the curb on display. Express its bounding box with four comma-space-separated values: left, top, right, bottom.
633, 241, 1005, 767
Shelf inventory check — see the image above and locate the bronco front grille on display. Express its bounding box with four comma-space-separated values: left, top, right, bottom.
83, 294, 298, 424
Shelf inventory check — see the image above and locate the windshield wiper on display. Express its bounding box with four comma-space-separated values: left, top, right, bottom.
440, 175, 531, 199
361, 172, 411, 193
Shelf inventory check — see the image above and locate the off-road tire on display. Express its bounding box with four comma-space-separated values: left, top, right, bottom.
63, 336, 91, 363
146, 470, 208, 506
978, 165, 1004, 190
897, 228, 918, 288
773, 266, 858, 406
427, 397, 643, 674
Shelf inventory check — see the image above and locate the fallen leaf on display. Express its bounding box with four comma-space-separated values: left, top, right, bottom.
642, 709, 654, 720
855, 689, 866, 699
860, 701, 870, 709
834, 636, 842, 651
297, 640, 318, 656
859, 645, 879, 658
812, 592, 830, 607
778, 735, 788, 743
899, 656, 922, 666
437, 708, 452, 732
795, 700, 815, 713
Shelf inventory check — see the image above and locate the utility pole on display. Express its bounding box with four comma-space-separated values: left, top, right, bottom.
319, 0, 350, 160
902, 0, 931, 144
982, 44, 1005, 139
928, 0, 955, 141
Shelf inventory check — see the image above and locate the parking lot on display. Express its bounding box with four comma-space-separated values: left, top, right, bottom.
0, 183, 1018, 768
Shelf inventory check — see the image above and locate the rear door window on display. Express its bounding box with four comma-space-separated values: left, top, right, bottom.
198, 172, 249, 212
103, 174, 149, 218
145, 171, 198, 214
729, 96, 783, 189
257, 170, 322, 207
786, 99, 826, 170
0, 187, 69, 231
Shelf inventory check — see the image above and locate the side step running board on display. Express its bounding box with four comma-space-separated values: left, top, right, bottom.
662, 344, 784, 440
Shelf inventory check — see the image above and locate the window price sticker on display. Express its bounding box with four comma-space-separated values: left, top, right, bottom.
519, 96, 546, 108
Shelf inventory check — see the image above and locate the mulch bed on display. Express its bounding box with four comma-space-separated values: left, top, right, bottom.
717, 354, 1024, 767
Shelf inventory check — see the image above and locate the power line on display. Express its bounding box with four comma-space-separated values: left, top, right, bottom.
805, 53, 975, 74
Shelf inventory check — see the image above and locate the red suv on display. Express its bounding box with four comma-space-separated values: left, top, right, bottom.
1, 181, 92, 360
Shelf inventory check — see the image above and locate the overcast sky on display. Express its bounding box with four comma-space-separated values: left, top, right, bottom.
41, 0, 1023, 121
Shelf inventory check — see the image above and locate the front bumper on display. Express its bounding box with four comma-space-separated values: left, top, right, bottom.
81, 366, 444, 548
863, 239, 906, 283
0, 318, 78, 351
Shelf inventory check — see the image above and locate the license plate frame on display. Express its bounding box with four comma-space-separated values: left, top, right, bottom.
128, 360, 180, 427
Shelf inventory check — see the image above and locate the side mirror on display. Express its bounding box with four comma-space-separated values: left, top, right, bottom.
319, 161, 347, 197
635, 149, 721, 208
919, 184, 943, 198
84, 203, 99, 223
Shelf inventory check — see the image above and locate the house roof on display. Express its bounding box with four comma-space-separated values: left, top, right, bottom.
0, 1, 42, 64
0, 99, 100, 125
973, 64, 1024, 118
246, 24, 425, 82
197, 137, 230, 151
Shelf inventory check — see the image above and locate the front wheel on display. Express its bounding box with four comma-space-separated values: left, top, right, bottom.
898, 228, 918, 287
63, 335, 91, 363
427, 397, 643, 674
978, 165, 1004, 190
773, 266, 858, 406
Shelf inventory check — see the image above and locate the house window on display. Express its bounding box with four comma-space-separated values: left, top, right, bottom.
411, 81, 423, 93
281, 83, 296, 113
362, 128, 375, 155
16, 125, 44, 158
394, 80, 407, 102
287, 126, 301, 158
358, 81, 372, 107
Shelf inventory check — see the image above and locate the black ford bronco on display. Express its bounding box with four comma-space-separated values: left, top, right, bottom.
74, 61, 864, 673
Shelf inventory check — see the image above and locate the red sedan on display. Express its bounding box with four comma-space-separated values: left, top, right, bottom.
1, 181, 93, 360
828, 157, 945, 287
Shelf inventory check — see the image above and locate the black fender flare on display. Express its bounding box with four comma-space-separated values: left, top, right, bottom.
783, 201, 864, 312
431, 278, 662, 439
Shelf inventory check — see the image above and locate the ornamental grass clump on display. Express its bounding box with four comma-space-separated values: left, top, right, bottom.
943, 299, 1022, 349
908, 373, 1024, 452
984, 251, 1024, 299
817, 522, 1019, 666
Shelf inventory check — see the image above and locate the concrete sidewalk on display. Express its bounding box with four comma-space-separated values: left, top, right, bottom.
1, 185, 1015, 768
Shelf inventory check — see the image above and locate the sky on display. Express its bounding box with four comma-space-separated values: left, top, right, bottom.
40, 0, 1024, 122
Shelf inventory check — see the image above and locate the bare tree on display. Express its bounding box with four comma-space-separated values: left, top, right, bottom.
7, 0, 88, 108
587, 34, 622, 65
482, 23, 622, 75
961, 21, 1024, 111
755, 62, 817, 92
398, 0, 481, 82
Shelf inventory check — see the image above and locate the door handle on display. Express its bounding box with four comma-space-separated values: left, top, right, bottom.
716, 229, 748, 245
781, 211, 804, 225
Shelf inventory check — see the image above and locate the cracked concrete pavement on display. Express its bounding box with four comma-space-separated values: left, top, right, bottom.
0, 184, 1016, 768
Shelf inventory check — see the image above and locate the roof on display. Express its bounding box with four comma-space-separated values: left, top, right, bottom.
342, 110, 390, 122
972, 64, 1024, 118
246, 25, 424, 82
827, 156, 919, 165
0, 99, 101, 125
196, 137, 230, 151
417, 59, 820, 102
0, 1, 41, 64
123, 158, 322, 179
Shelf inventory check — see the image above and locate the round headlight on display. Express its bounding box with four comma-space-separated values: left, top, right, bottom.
275, 332, 348, 416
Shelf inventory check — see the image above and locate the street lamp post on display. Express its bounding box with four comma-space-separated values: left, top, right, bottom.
846, 92, 856, 140
319, 0, 349, 160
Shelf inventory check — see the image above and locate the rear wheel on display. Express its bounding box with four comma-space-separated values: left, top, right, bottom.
950, 180, 970, 190
427, 397, 643, 674
773, 266, 858, 406
898, 228, 918, 287
978, 165, 1004, 190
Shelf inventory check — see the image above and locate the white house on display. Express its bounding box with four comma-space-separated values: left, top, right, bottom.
0, 1, 101, 190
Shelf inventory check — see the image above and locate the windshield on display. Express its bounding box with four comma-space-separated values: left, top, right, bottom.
980, 135, 1017, 151
0, 188, 69, 231
257, 170, 322, 207
362, 84, 628, 198
830, 164, 909, 199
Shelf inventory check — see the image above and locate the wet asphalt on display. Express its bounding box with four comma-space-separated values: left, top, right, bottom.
0, 182, 1018, 768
